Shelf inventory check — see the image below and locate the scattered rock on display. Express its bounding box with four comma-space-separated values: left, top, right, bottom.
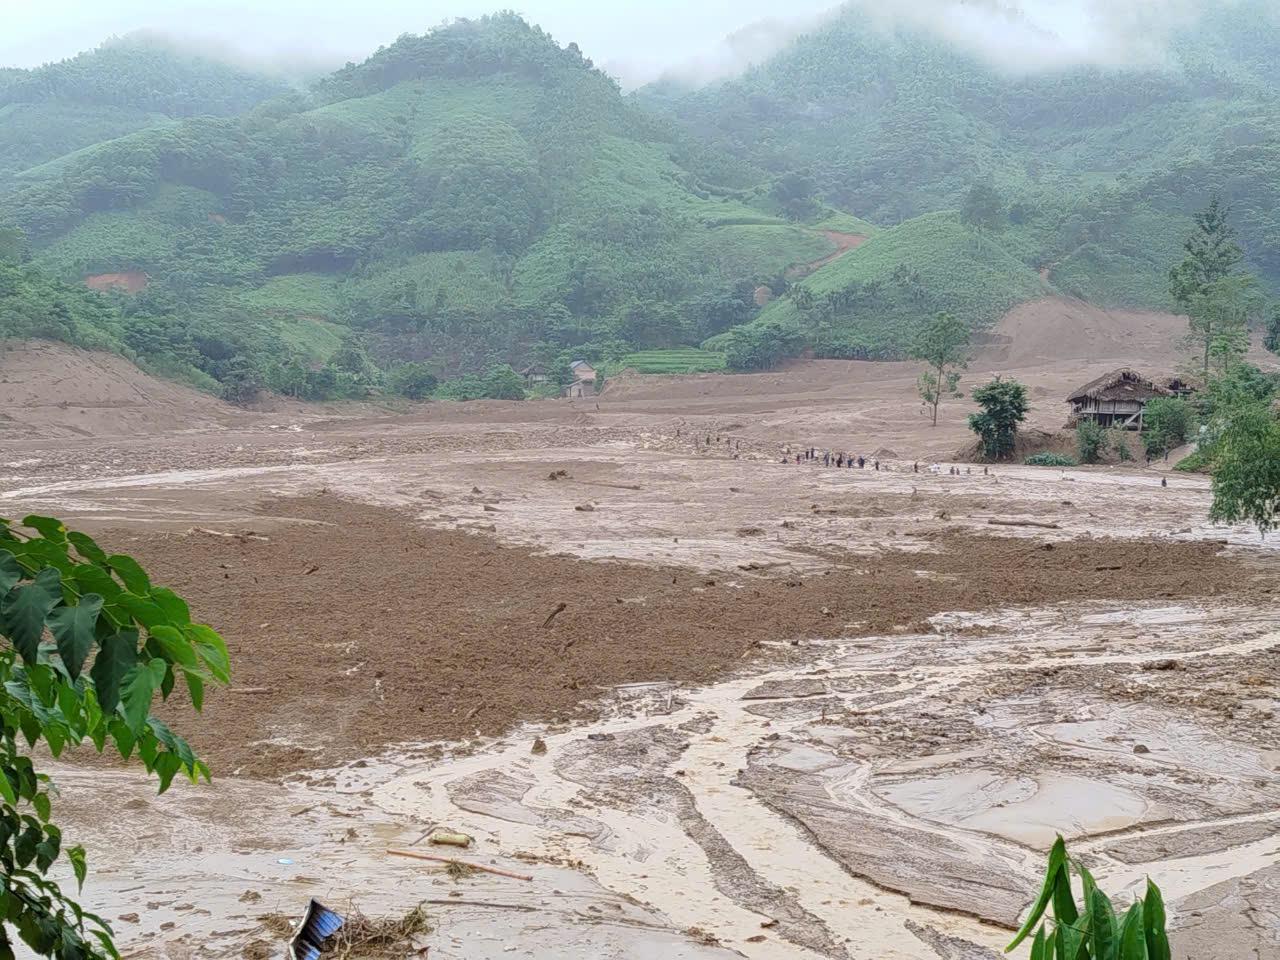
1133, 744, 1150, 754
238, 891, 262, 903
736, 526, 764, 537
118, 914, 140, 924
483, 505, 500, 513
530, 737, 547, 755
574, 503, 595, 512
1141, 659, 1179, 671
587, 733, 615, 742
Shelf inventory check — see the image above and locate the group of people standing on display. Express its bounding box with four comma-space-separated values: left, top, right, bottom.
786, 447, 880, 471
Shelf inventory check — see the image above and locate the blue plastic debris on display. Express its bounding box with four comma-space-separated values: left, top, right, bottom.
288, 899, 344, 960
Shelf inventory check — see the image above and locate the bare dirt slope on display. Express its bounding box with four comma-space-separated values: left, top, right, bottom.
0, 339, 237, 439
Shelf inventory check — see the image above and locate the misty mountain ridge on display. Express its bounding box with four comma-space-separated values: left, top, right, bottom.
2, 4, 1280, 399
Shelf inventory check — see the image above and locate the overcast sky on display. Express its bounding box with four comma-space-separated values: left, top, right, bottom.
0, 0, 841, 85
0, 1, 1239, 85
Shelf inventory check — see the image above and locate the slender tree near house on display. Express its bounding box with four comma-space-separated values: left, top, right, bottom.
1170, 196, 1253, 379
909, 311, 971, 426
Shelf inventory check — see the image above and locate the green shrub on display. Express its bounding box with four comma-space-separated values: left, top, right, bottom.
1111, 430, 1133, 462
1075, 418, 1106, 464
1024, 452, 1077, 467
1142, 397, 1194, 457
385, 361, 438, 399
969, 377, 1029, 460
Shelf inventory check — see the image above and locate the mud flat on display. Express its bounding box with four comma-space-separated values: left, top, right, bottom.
2, 331, 1279, 958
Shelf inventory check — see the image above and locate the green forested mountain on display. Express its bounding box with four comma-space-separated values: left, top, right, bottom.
642, 0, 1280, 362
0, 35, 287, 181
5, 6, 1280, 397
0, 15, 838, 395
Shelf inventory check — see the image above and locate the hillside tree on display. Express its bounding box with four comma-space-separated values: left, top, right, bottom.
968, 376, 1029, 460
1170, 197, 1254, 378
960, 178, 1005, 247
908, 311, 970, 426
0, 514, 229, 959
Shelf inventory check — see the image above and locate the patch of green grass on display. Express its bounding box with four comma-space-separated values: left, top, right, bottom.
1024, 452, 1078, 466
698, 224, 833, 278
617, 347, 726, 373
732, 212, 1048, 358
239, 273, 341, 316
814, 210, 882, 237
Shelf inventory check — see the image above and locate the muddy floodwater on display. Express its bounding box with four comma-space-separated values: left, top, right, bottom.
3, 329, 1280, 959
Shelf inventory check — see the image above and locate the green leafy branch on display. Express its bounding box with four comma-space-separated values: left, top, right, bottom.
0, 515, 229, 960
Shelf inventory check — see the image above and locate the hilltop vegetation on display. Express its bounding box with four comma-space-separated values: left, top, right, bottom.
6, 5, 1280, 395
644, 0, 1280, 317
0, 16, 832, 395
0, 35, 286, 180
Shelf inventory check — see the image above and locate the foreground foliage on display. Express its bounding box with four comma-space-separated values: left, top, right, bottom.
0, 516, 228, 959
1007, 837, 1170, 959
1024, 452, 1076, 467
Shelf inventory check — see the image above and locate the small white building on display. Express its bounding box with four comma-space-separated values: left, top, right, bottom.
569, 360, 597, 382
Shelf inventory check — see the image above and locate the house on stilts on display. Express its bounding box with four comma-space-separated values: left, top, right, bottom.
1066, 369, 1172, 430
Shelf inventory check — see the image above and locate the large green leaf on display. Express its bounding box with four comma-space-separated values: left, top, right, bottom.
186, 623, 230, 684
20, 516, 66, 545
1055, 920, 1086, 960
119, 658, 165, 734
105, 554, 149, 595
1053, 862, 1080, 928
89, 629, 138, 715
1117, 902, 1146, 959
148, 587, 190, 626
0, 568, 63, 663
0, 549, 21, 594
1007, 836, 1068, 952
67, 844, 87, 892
46, 594, 103, 681
185, 672, 204, 711
148, 625, 199, 671
116, 593, 169, 630
1088, 887, 1118, 960
71, 563, 121, 601
1143, 880, 1170, 960
1028, 927, 1047, 960
65, 532, 107, 566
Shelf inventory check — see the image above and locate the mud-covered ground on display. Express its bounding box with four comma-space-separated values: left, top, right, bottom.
2, 314, 1279, 960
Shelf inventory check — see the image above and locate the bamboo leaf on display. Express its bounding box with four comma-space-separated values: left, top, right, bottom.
1143, 880, 1170, 960
1118, 902, 1146, 959
1088, 887, 1118, 960
1007, 836, 1068, 952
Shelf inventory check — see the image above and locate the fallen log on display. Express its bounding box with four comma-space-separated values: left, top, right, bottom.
387, 849, 533, 881
987, 518, 1061, 530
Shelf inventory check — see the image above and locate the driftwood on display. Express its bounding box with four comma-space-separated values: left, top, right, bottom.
987, 518, 1061, 530
387, 849, 533, 881
541, 602, 567, 628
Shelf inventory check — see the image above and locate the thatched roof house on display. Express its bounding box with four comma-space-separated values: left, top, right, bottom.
1067, 369, 1169, 429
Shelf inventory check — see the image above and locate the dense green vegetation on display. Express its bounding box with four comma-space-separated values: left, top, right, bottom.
616, 347, 726, 374
8, 5, 1280, 395
0, 515, 228, 960
0, 16, 832, 396
644, 0, 1280, 316
0, 35, 285, 181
